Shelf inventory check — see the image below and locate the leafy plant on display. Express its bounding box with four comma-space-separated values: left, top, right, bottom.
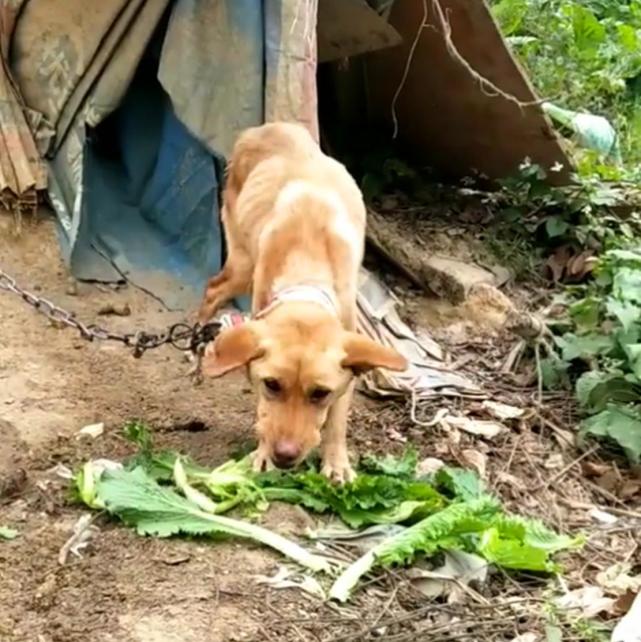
547, 247, 641, 460
490, 0, 641, 172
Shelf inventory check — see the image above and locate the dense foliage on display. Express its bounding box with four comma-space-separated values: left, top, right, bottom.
491, 0, 641, 174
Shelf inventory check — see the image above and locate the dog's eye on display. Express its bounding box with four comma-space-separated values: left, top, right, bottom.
263, 378, 282, 393
309, 387, 331, 403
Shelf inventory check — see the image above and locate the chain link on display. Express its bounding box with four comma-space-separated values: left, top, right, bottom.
0, 268, 221, 358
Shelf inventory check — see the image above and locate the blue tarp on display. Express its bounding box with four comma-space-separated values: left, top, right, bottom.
11, 0, 318, 311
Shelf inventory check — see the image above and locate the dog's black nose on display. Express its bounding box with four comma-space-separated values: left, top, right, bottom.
272, 440, 301, 469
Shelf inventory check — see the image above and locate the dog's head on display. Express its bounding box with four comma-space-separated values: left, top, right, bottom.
201, 309, 407, 469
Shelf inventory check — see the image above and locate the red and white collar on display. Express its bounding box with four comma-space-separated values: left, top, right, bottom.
255, 284, 339, 319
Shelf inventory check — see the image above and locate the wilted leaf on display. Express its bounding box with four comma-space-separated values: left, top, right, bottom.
589, 507, 618, 525
255, 566, 327, 600
408, 550, 488, 602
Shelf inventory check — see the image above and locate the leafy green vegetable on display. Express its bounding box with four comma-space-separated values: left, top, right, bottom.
488, 514, 584, 554
431, 466, 486, 502
0, 526, 18, 540
329, 498, 499, 602
477, 527, 553, 572
75, 428, 581, 601
329, 499, 582, 601
359, 448, 418, 478
97, 465, 333, 573
257, 468, 445, 528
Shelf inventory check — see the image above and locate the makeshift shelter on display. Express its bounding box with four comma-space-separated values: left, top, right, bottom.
0, 0, 569, 310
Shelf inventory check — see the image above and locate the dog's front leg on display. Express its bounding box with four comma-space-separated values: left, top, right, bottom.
321, 381, 356, 484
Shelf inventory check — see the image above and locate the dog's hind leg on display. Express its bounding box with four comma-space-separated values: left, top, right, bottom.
197, 251, 252, 325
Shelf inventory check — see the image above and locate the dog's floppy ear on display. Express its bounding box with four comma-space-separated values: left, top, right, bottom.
202, 323, 263, 378
341, 332, 408, 374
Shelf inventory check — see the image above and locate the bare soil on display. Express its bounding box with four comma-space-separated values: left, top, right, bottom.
1, 212, 639, 642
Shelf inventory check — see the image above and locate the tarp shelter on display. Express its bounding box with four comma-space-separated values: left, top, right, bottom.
0, 0, 570, 310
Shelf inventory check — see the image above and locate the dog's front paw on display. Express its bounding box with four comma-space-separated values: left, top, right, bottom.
252, 445, 275, 473
321, 454, 355, 484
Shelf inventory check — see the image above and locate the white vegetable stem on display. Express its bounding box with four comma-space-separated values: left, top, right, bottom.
329, 549, 378, 603
173, 459, 332, 574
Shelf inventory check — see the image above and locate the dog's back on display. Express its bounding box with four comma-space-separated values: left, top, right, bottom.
224, 122, 365, 270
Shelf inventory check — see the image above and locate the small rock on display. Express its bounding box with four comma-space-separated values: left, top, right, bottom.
66, 278, 78, 296
97, 303, 131, 317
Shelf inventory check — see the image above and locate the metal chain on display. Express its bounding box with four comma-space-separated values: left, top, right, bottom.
0, 268, 221, 358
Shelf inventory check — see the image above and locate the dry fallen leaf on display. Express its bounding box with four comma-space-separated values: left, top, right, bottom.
482, 400, 525, 421
555, 586, 616, 619
255, 566, 326, 600
545, 245, 572, 282
494, 471, 526, 491
582, 461, 612, 478
566, 249, 597, 281
77, 422, 104, 438
460, 449, 487, 478
386, 428, 407, 443
408, 550, 488, 603
612, 591, 641, 642
442, 414, 505, 439
597, 469, 621, 493
589, 507, 618, 525
416, 457, 445, 477
596, 564, 641, 596
544, 453, 564, 470
509, 634, 539, 642
619, 479, 641, 499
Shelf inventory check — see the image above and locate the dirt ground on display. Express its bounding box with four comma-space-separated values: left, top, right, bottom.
1, 212, 640, 642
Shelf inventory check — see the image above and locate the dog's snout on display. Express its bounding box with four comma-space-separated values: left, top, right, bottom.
272, 440, 301, 468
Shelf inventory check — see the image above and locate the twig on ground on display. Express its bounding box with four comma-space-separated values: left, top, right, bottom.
58, 512, 100, 565
559, 496, 641, 521
532, 447, 598, 492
